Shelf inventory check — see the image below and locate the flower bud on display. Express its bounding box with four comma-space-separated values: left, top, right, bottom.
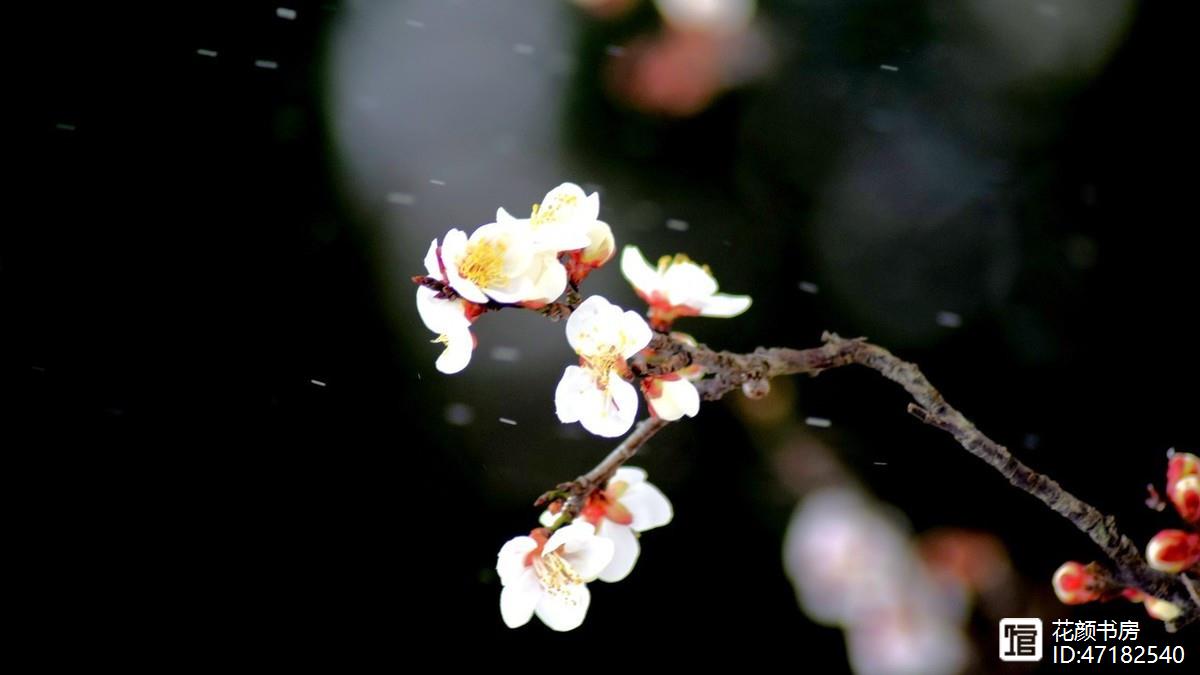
1145, 529, 1200, 573
1166, 451, 1200, 488
1052, 561, 1102, 605
1144, 597, 1183, 622
1167, 474, 1200, 524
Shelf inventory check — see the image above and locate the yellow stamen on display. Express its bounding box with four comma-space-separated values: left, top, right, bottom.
582, 348, 622, 389
533, 552, 583, 597
431, 334, 450, 345
531, 194, 578, 227
459, 239, 508, 289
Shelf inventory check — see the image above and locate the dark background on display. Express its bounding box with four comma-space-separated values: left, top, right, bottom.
7, 0, 1197, 668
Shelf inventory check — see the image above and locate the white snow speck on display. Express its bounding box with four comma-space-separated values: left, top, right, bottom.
276, 7, 297, 20
310, 379, 326, 387
873, 461, 889, 466
490, 346, 520, 362
55, 123, 77, 131
429, 179, 446, 186
880, 64, 899, 72
805, 416, 832, 428
255, 60, 279, 70
513, 44, 535, 56
387, 192, 415, 206
406, 19, 425, 28
666, 218, 689, 232
798, 281, 819, 294
498, 417, 518, 426
196, 49, 218, 57
445, 403, 474, 426
605, 45, 626, 57
935, 311, 962, 328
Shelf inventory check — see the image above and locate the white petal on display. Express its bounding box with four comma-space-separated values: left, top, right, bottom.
563, 533, 615, 581
583, 191, 601, 221
647, 377, 700, 421
543, 521, 596, 557
580, 373, 638, 438
537, 183, 589, 221
611, 466, 648, 487
620, 246, 662, 295
528, 254, 569, 303
698, 293, 753, 318
415, 286, 462, 333
555, 366, 598, 424
434, 324, 474, 374
499, 568, 542, 629
621, 481, 673, 532
495, 206, 516, 223
596, 519, 640, 583
618, 310, 653, 359
662, 261, 718, 306
496, 536, 538, 586
534, 582, 590, 632
538, 509, 559, 528
565, 295, 619, 354
423, 238, 442, 278
580, 220, 615, 265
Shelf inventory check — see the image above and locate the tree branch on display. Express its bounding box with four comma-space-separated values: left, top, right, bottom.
542, 330, 1199, 629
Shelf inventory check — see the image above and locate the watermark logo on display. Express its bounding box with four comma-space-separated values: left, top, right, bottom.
1000, 618, 1043, 662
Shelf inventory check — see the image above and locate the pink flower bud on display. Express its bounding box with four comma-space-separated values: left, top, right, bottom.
1167, 474, 1200, 524
1166, 451, 1200, 487
1144, 597, 1183, 622
1052, 561, 1102, 605
1145, 529, 1200, 573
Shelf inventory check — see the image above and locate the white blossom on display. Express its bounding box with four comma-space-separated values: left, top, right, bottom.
540, 466, 673, 582
620, 245, 751, 324
496, 521, 614, 631
416, 240, 476, 374
438, 221, 547, 304
555, 296, 652, 437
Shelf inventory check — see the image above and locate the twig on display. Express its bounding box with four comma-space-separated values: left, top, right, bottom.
542, 330, 1199, 627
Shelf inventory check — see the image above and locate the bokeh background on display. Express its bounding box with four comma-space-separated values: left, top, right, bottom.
9, 0, 1198, 670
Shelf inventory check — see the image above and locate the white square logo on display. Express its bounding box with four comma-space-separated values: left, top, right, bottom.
1000, 618, 1043, 662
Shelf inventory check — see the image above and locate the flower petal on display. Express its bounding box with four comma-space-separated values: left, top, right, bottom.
596, 519, 640, 583
662, 260, 719, 306
555, 366, 598, 424
620, 246, 662, 295
500, 567, 542, 629
528, 253, 569, 303
647, 377, 700, 420
580, 373, 638, 438
423, 238, 442, 278
534, 582, 590, 632
618, 310, 654, 358
496, 535, 538, 586
621, 481, 673, 532
611, 466, 648, 488
698, 293, 753, 318
435, 323, 474, 374
543, 521, 597, 557
563, 532, 615, 581
538, 509, 559, 528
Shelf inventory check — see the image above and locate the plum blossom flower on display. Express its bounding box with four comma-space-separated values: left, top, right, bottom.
437, 220, 558, 305
540, 466, 673, 582
641, 373, 700, 421
416, 240, 479, 373
498, 182, 616, 288
496, 521, 614, 632
620, 245, 751, 329
555, 296, 652, 437
1144, 597, 1183, 622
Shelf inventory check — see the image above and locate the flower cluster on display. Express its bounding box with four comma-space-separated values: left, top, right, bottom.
414, 183, 615, 373
1051, 450, 1200, 624
498, 467, 673, 631
415, 182, 753, 630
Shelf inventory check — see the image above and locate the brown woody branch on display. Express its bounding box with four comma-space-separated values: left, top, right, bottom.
544, 330, 1199, 630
